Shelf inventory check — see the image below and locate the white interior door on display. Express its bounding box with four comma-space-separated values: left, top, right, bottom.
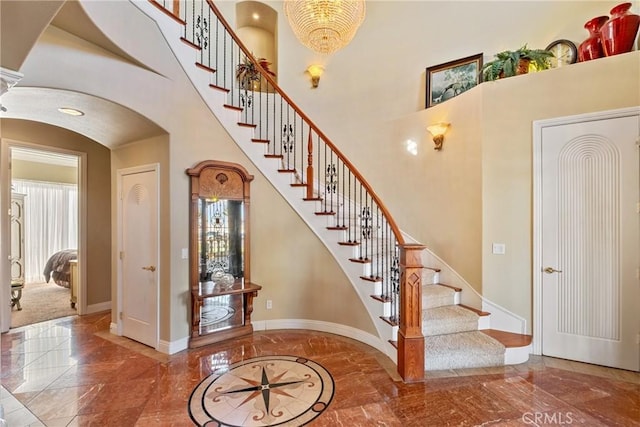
541, 114, 639, 371
120, 167, 159, 348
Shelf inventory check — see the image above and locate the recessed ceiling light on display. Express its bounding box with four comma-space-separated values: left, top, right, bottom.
58, 107, 84, 116
252, 12, 260, 20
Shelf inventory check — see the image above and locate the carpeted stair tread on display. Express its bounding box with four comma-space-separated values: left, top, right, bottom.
422, 284, 456, 309
422, 305, 479, 336
425, 331, 505, 370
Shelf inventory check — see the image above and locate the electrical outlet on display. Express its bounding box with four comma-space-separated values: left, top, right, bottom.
266, 300, 272, 309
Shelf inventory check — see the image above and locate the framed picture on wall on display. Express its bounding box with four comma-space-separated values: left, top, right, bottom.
425, 53, 483, 108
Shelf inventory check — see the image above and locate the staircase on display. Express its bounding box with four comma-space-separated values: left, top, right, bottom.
141, 0, 530, 379
419, 265, 532, 370
423, 282, 503, 370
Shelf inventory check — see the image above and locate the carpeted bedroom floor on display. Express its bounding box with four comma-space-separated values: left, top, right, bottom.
10, 281, 77, 328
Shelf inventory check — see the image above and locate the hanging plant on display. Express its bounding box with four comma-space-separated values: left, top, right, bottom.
236, 55, 276, 90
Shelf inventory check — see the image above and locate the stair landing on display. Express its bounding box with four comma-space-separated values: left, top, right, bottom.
481, 329, 532, 348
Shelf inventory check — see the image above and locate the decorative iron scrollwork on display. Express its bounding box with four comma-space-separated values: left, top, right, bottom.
196, 15, 209, 49
360, 206, 372, 239
240, 90, 253, 108
390, 252, 400, 323
325, 164, 338, 193
282, 125, 294, 153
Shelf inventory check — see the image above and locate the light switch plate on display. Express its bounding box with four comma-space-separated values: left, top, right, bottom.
492, 243, 506, 255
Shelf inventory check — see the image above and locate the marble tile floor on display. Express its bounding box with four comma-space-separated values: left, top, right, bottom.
0, 312, 638, 426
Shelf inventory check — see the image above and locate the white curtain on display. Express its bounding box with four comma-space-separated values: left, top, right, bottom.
12, 179, 78, 283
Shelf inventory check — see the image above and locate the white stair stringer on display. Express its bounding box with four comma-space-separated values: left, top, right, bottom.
135, 2, 398, 362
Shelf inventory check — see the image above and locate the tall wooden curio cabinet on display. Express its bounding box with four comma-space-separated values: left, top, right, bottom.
186, 160, 261, 348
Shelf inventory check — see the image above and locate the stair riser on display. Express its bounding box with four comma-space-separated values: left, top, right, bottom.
422, 294, 455, 309
423, 319, 479, 336
425, 331, 506, 371
425, 355, 505, 371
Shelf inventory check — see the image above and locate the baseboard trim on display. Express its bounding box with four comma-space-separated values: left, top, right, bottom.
158, 336, 189, 355
150, 320, 390, 360
252, 319, 390, 357
86, 301, 111, 314
108, 322, 188, 355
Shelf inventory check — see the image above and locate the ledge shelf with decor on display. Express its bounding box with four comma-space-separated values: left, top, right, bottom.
186, 160, 261, 348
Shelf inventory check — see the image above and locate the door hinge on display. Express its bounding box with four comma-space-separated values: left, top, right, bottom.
119, 251, 124, 260
119, 311, 123, 320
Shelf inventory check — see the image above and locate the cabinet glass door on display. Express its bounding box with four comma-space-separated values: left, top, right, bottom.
198, 199, 244, 284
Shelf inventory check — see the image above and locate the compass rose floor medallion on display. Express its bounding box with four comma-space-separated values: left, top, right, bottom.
188, 355, 335, 426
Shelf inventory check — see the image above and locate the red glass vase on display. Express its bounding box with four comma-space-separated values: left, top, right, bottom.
578, 15, 609, 61
600, 2, 640, 56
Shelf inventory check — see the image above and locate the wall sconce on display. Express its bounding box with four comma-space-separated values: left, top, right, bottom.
426, 122, 450, 151
306, 65, 324, 88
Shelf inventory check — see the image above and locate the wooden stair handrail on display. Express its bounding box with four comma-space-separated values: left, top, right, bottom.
204, 0, 405, 246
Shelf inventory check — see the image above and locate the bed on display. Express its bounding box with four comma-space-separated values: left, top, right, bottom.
43, 249, 78, 288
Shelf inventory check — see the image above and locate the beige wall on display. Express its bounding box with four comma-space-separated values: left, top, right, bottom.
163, 108, 378, 342
481, 51, 640, 330
109, 118, 379, 344
249, 0, 627, 295
383, 87, 484, 290
353, 51, 640, 332
1, 119, 111, 306
12, 159, 77, 184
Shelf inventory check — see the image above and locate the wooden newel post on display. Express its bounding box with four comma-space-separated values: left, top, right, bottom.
397, 243, 426, 382
306, 132, 314, 199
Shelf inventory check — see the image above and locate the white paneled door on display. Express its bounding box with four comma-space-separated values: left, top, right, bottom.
541, 112, 639, 371
120, 167, 159, 349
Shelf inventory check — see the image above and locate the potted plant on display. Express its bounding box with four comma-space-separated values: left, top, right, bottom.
236, 55, 276, 90
481, 44, 554, 81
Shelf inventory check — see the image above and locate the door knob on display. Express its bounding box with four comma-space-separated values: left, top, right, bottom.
543, 267, 562, 274
142, 265, 156, 272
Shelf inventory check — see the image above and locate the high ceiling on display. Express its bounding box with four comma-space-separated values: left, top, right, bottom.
0, 0, 165, 149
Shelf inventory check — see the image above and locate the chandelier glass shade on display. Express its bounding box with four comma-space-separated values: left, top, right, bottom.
284, 0, 366, 55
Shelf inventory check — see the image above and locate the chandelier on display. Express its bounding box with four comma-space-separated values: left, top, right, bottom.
284, 0, 366, 55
